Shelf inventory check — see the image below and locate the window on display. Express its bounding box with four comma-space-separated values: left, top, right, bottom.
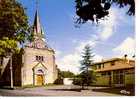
39, 56, 41, 60
36, 56, 44, 61
36, 56, 39, 61
102, 63, 104, 68
98, 64, 101, 69
41, 56, 44, 61
101, 72, 106, 76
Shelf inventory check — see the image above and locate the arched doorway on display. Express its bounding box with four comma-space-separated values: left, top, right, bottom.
36, 69, 44, 86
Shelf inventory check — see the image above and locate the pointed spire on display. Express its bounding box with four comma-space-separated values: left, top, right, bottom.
33, 10, 42, 37
33, 0, 44, 38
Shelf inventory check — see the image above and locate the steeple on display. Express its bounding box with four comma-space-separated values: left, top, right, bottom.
33, 0, 44, 39
33, 10, 44, 38
26, 0, 47, 49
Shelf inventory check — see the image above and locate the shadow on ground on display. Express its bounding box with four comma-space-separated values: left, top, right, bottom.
48, 88, 82, 92
47, 86, 135, 96
92, 86, 135, 96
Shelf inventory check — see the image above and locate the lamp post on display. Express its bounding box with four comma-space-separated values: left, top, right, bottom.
7, 52, 13, 89
10, 52, 13, 89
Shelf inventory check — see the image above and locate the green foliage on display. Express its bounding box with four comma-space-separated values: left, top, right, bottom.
75, 0, 135, 24
60, 71, 75, 78
0, 37, 20, 56
0, 0, 32, 56
54, 69, 63, 84
77, 45, 96, 89
54, 69, 75, 85
0, 0, 29, 40
53, 78, 63, 85
73, 70, 96, 87
80, 45, 93, 72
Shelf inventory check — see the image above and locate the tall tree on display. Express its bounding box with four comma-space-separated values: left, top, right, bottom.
0, 0, 31, 56
80, 45, 96, 89
75, 0, 135, 24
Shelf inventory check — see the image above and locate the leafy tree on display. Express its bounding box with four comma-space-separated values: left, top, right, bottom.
0, 0, 31, 56
79, 45, 96, 89
54, 68, 63, 84
61, 71, 75, 78
75, 0, 135, 24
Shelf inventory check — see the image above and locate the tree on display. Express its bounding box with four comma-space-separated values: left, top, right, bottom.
61, 71, 75, 78
79, 45, 96, 89
75, 0, 135, 24
54, 69, 75, 84
0, 0, 31, 56
54, 68, 63, 84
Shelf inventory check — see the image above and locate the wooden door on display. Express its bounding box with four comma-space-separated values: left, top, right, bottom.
36, 75, 44, 86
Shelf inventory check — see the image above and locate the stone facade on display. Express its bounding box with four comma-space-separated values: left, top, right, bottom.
21, 10, 58, 86
21, 47, 57, 86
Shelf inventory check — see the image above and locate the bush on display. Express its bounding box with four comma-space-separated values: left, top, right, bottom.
54, 78, 63, 85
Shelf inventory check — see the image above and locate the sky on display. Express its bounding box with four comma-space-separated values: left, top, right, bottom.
19, 0, 135, 74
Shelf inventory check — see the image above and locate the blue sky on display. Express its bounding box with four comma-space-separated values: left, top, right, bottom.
19, 0, 135, 74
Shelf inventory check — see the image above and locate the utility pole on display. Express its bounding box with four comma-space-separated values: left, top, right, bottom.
10, 52, 13, 89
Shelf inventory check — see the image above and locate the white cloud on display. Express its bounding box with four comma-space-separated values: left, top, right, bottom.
75, 40, 96, 53
56, 34, 103, 74
92, 55, 103, 62
56, 51, 103, 74
56, 34, 97, 74
113, 37, 135, 56
56, 53, 81, 74
98, 8, 117, 40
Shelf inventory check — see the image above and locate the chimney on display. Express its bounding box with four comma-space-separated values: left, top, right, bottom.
124, 54, 130, 63
124, 54, 127, 60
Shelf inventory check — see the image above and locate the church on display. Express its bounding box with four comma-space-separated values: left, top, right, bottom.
0, 8, 58, 87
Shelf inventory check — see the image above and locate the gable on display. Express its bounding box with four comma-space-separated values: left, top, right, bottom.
32, 62, 47, 74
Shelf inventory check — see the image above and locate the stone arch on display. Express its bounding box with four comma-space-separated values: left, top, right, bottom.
32, 64, 48, 86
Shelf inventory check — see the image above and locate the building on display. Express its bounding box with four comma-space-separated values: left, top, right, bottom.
0, 9, 58, 87
92, 58, 135, 87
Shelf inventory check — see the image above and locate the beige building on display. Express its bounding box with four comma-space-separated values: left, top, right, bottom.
0, 10, 58, 86
92, 57, 135, 87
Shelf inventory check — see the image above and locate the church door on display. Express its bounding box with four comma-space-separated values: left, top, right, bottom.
36, 75, 44, 86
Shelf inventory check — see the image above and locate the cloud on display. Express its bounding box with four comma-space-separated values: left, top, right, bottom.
56, 51, 103, 74
113, 37, 135, 56
92, 55, 103, 62
55, 7, 134, 74
75, 40, 96, 53
56, 53, 81, 74
55, 33, 100, 74
98, 8, 117, 40
56, 34, 103, 74
75, 33, 100, 52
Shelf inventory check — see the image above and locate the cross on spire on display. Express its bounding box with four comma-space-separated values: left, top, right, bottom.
33, 0, 44, 38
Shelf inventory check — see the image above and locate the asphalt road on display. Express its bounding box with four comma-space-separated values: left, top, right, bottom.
0, 85, 122, 96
